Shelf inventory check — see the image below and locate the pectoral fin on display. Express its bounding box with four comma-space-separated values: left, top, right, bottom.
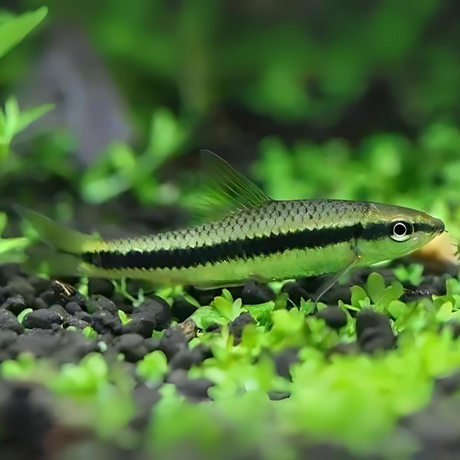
314, 254, 361, 303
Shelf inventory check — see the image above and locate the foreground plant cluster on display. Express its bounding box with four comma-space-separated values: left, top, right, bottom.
0, 261, 459, 458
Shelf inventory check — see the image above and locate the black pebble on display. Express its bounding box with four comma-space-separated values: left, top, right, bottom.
273, 347, 299, 380
26, 275, 50, 295
355, 309, 395, 352
88, 278, 115, 297
283, 281, 310, 306
111, 292, 134, 314
90, 310, 122, 335
0, 309, 24, 334
86, 295, 119, 315
131, 384, 162, 431
166, 369, 213, 400
52, 330, 99, 364
67, 292, 87, 308
0, 380, 53, 458
186, 286, 222, 306
0, 330, 18, 346
0, 330, 18, 359
114, 333, 148, 362
0, 264, 21, 285
1, 296, 27, 316
64, 301, 82, 315
159, 328, 187, 360
434, 371, 460, 396
9, 330, 59, 358
9, 329, 98, 363
22, 309, 63, 330
144, 338, 160, 353
172, 295, 197, 322
206, 323, 221, 333
1, 278, 35, 308
65, 317, 90, 330
75, 311, 93, 323
241, 280, 275, 305
48, 304, 69, 319
32, 298, 48, 310
123, 297, 172, 338
297, 275, 327, 293
170, 346, 206, 371
229, 313, 255, 343
317, 307, 347, 330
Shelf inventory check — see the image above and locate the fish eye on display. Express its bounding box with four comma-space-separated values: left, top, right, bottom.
390, 221, 413, 242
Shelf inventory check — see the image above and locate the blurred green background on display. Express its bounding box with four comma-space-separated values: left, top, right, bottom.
1, 0, 460, 238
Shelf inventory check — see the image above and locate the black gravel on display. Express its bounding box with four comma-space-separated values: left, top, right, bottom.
0, 309, 24, 334
273, 347, 299, 380
316, 307, 348, 330
1, 296, 27, 316
159, 328, 187, 360
0, 260, 455, 458
229, 312, 255, 343
356, 309, 395, 352
86, 295, 119, 315
170, 345, 208, 371
113, 333, 149, 363
123, 297, 172, 338
282, 281, 310, 306
23, 309, 63, 330
241, 280, 275, 304
171, 295, 198, 322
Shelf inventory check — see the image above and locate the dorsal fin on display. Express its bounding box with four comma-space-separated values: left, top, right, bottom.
195, 150, 272, 222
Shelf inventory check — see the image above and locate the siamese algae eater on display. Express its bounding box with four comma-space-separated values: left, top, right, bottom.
17, 151, 445, 292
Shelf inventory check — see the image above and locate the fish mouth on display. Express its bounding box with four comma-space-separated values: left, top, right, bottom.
434, 218, 446, 235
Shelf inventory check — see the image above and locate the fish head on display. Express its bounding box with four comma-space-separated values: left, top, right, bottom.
356, 203, 445, 266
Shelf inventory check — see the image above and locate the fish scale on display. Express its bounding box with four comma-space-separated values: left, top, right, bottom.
86, 200, 369, 255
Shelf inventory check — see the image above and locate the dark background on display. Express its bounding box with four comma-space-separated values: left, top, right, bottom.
1, 0, 460, 238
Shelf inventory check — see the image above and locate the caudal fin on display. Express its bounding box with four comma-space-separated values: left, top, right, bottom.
14, 205, 93, 255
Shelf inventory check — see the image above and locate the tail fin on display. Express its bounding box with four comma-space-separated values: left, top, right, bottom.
14, 205, 92, 255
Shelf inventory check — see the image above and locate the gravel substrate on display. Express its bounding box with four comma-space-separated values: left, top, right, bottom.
0, 261, 459, 459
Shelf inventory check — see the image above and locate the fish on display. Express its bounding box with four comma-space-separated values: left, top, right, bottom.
16, 150, 445, 292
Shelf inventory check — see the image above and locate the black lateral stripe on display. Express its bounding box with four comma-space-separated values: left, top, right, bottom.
82, 223, 361, 271
81, 221, 433, 271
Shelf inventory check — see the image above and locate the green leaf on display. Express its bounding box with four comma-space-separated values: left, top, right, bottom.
299, 299, 316, 316
15, 103, 54, 134
393, 264, 424, 286
181, 294, 201, 309
82, 326, 98, 339
0, 211, 7, 236
221, 289, 234, 304
191, 306, 228, 330
246, 301, 275, 322
137, 351, 168, 381
148, 108, 183, 161
118, 310, 131, 325
387, 300, 407, 319
50, 353, 108, 396
376, 282, 405, 311
17, 308, 33, 324
350, 285, 368, 309
0, 7, 48, 59
436, 301, 453, 322
211, 295, 242, 321
366, 273, 386, 303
